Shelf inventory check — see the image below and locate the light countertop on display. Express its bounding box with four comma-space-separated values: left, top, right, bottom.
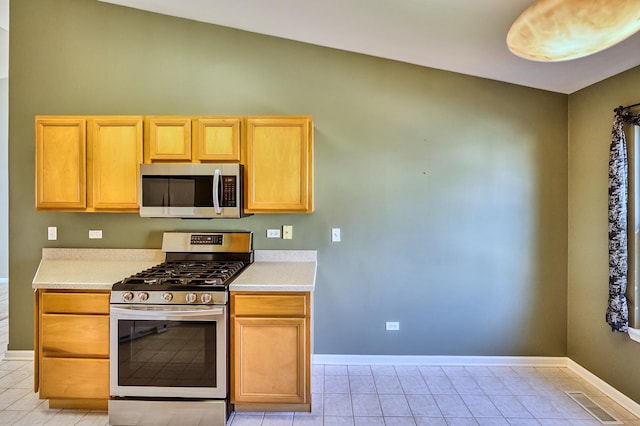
32, 249, 165, 290
32, 248, 317, 292
230, 250, 317, 292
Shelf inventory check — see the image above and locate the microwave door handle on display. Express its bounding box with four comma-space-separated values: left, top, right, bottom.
213, 169, 222, 214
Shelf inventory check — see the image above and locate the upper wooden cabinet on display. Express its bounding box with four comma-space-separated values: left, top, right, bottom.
244, 116, 313, 213
145, 116, 241, 163
35, 117, 87, 210
35, 116, 143, 212
144, 116, 192, 162
88, 117, 143, 210
36, 114, 313, 214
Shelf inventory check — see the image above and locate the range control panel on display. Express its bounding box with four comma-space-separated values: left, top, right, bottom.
190, 234, 223, 245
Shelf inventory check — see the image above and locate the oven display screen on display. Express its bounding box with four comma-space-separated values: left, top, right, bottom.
117, 320, 217, 388
190, 234, 223, 245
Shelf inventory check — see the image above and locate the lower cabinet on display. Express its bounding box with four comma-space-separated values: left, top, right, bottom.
230, 292, 311, 412
35, 290, 110, 409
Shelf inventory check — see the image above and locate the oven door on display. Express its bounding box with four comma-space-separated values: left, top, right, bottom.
110, 304, 227, 399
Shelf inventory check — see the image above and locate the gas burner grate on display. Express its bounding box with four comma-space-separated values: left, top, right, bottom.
121, 260, 245, 287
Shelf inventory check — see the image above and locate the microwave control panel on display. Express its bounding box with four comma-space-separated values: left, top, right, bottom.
221, 176, 237, 207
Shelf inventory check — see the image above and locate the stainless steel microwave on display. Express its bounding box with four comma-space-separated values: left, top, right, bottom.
139, 163, 248, 219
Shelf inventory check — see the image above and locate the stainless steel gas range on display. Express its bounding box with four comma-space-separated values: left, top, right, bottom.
109, 231, 253, 426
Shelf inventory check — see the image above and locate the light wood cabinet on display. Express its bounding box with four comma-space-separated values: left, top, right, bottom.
230, 292, 311, 412
88, 117, 143, 211
35, 290, 110, 410
244, 116, 313, 213
194, 117, 241, 162
36, 114, 314, 214
144, 116, 192, 162
35, 117, 87, 209
145, 116, 241, 163
35, 116, 143, 212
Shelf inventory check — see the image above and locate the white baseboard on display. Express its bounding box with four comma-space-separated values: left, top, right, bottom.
2, 350, 34, 361
313, 354, 568, 366
567, 359, 640, 419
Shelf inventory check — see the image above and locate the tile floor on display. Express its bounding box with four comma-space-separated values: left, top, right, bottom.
0, 280, 639, 425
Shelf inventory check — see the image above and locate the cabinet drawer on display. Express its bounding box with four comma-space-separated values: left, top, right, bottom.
40, 357, 109, 400
232, 293, 308, 317
41, 314, 109, 357
41, 292, 110, 314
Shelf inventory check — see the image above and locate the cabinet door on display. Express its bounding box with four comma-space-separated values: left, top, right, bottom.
88, 117, 143, 210
232, 317, 308, 404
144, 116, 192, 161
35, 117, 87, 210
245, 117, 313, 213
193, 117, 241, 162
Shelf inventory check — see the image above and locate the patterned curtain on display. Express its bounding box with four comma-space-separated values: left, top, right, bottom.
607, 108, 640, 332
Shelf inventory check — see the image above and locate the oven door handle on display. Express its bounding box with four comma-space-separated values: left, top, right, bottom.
110, 306, 224, 317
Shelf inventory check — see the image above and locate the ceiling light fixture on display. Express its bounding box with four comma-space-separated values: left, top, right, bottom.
507, 0, 640, 62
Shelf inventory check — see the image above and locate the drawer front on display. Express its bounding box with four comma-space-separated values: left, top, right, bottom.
232, 293, 308, 317
42, 292, 110, 314
41, 314, 109, 357
40, 357, 109, 400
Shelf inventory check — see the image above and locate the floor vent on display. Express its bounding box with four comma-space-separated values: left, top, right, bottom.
565, 391, 623, 424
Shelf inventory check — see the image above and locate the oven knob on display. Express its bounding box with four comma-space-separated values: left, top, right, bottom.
161, 292, 173, 302
122, 292, 134, 302
201, 293, 212, 304
138, 292, 149, 302
185, 293, 197, 303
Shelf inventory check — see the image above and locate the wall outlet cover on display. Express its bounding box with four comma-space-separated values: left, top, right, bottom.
267, 229, 281, 238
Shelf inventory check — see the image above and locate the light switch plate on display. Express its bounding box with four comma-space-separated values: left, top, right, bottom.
47, 226, 57, 241
89, 230, 103, 239
331, 228, 341, 242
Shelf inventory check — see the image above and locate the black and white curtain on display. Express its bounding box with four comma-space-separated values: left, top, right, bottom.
607, 108, 640, 332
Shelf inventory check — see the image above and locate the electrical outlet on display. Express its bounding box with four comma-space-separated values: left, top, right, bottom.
331, 228, 341, 242
282, 225, 293, 240
267, 229, 281, 238
89, 230, 103, 239
386, 321, 400, 331
47, 226, 57, 241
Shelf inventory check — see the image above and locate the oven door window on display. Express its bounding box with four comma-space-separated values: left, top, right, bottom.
117, 320, 217, 387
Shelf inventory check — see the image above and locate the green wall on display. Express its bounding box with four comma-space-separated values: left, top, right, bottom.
568, 66, 640, 403
9, 0, 568, 359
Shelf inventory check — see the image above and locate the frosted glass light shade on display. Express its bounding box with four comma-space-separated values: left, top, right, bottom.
507, 0, 640, 61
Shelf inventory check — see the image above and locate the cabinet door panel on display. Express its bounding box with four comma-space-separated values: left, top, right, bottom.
40, 358, 109, 400
245, 117, 313, 213
145, 117, 192, 161
194, 117, 241, 162
35, 117, 87, 209
232, 317, 307, 404
88, 117, 143, 210
41, 314, 109, 357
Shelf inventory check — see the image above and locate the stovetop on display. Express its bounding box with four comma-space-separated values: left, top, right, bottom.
111, 231, 253, 305
115, 260, 246, 289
